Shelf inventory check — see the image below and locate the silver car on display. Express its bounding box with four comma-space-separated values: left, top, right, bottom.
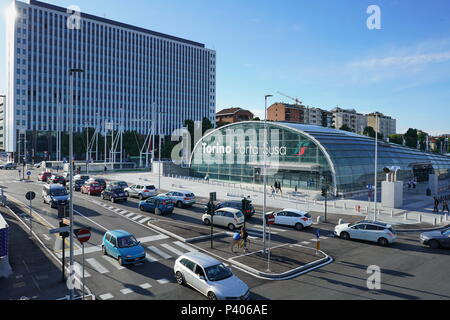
174, 251, 250, 300
124, 184, 157, 200
420, 227, 450, 249
158, 190, 196, 208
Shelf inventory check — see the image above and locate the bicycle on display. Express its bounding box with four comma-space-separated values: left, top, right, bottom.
231, 238, 252, 254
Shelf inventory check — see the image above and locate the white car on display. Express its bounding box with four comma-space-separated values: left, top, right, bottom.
202, 208, 245, 231
265, 209, 313, 230
124, 184, 157, 200
158, 190, 196, 208
174, 251, 250, 300
334, 220, 397, 246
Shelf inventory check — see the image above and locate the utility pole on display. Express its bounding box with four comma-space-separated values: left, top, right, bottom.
374, 112, 379, 221
263, 94, 273, 254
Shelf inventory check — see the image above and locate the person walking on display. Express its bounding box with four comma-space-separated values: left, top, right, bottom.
443, 199, 450, 214
433, 197, 440, 213
271, 185, 276, 198
104, 165, 107, 174
278, 182, 283, 195
240, 227, 249, 252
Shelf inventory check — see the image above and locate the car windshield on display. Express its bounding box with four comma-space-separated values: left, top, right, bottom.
145, 186, 155, 190
118, 182, 128, 187
112, 187, 124, 193
235, 211, 244, 218
118, 235, 139, 248
205, 263, 233, 282
50, 189, 67, 196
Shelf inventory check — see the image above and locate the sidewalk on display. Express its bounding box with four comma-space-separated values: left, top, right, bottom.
98, 171, 450, 227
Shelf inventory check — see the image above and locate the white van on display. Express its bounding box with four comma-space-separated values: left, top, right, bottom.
42, 184, 69, 209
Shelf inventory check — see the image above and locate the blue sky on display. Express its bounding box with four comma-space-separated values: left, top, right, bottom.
1, 0, 450, 135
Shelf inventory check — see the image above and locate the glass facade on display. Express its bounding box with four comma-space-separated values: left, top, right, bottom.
190, 122, 450, 196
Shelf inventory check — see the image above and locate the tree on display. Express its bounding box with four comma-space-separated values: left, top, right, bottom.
201, 117, 214, 135
252, 117, 261, 121
339, 124, 353, 132
404, 128, 418, 149
389, 134, 403, 145
363, 126, 376, 138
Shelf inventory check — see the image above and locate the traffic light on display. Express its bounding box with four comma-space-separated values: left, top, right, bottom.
321, 187, 327, 198
242, 198, 247, 213
206, 201, 214, 215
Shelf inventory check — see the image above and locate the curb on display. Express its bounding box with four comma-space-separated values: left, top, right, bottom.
228, 244, 333, 280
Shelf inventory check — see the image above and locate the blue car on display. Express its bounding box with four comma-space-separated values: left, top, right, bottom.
102, 230, 146, 266
138, 196, 174, 215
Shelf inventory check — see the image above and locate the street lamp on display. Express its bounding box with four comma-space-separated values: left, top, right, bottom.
373, 112, 379, 221
263, 94, 273, 254
69, 68, 83, 301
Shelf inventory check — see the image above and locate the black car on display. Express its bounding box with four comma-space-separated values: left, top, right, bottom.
73, 179, 85, 192
205, 200, 255, 218
101, 186, 128, 203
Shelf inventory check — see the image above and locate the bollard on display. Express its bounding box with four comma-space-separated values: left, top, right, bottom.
446, 214, 448, 222
418, 214, 422, 223
440, 216, 443, 224
433, 218, 437, 226
404, 213, 407, 221
344, 203, 347, 210
391, 210, 394, 217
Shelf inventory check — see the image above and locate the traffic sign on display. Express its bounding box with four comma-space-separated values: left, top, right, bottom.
210, 192, 216, 202
25, 191, 36, 201
367, 184, 373, 190
75, 229, 91, 244
266, 214, 275, 225
26, 171, 31, 176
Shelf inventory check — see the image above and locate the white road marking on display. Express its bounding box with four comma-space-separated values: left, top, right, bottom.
140, 283, 152, 289
119, 210, 128, 215
252, 225, 286, 232
125, 213, 135, 218
161, 243, 184, 256
74, 262, 91, 278
173, 241, 198, 252
99, 293, 114, 300
138, 217, 151, 224
131, 214, 143, 221
321, 236, 329, 240
86, 258, 109, 274
157, 279, 169, 285
120, 288, 134, 295
145, 253, 159, 263
102, 256, 125, 270
42, 234, 51, 241
147, 246, 172, 260
137, 234, 169, 243
301, 241, 311, 245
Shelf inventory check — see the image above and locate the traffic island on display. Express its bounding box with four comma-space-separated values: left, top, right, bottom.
229, 244, 333, 280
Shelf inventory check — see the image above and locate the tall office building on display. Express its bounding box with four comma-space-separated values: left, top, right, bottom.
5, 0, 216, 156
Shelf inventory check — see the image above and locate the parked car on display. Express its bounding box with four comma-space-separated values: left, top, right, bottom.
206, 200, 255, 219
81, 181, 103, 196
125, 184, 157, 200
38, 171, 53, 182
334, 220, 396, 246
73, 179, 85, 192
110, 181, 129, 189
265, 209, 313, 230
101, 186, 128, 203
102, 230, 146, 266
42, 184, 69, 209
138, 196, 174, 215
174, 251, 250, 300
0, 162, 17, 170
202, 208, 244, 231
73, 174, 90, 182
420, 227, 450, 249
48, 175, 66, 185
88, 178, 107, 190
158, 190, 196, 208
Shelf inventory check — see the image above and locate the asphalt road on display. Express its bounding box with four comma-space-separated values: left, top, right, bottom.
1, 169, 449, 300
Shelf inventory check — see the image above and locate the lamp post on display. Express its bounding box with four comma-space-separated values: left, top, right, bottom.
69, 68, 83, 300
263, 94, 273, 254
374, 112, 379, 221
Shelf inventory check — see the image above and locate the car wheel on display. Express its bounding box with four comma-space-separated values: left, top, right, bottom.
207, 291, 217, 300
177, 201, 183, 208
118, 257, 124, 266
429, 240, 440, 249
228, 224, 235, 231
102, 246, 107, 256
294, 223, 304, 231
139, 205, 145, 212
175, 271, 185, 285
340, 232, 350, 240
378, 237, 388, 246
204, 219, 211, 226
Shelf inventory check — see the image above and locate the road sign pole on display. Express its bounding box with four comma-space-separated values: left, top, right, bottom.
82, 242, 85, 300
61, 236, 65, 282
29, 198, 32, 236
267, 223, 271, 272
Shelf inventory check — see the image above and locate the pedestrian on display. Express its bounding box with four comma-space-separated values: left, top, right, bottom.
433, 197, 440, 213
240, 227, 249, 252
104, 166, 107, 174
443, 199, 450, 213
271, 186, 276, 198
278, 182, 283, 195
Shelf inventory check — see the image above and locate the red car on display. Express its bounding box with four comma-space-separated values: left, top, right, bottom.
81, 182, 102, 196
38, 171, 53, 182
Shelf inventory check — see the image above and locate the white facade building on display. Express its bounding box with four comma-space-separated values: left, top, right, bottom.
5, 0, 216, 154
